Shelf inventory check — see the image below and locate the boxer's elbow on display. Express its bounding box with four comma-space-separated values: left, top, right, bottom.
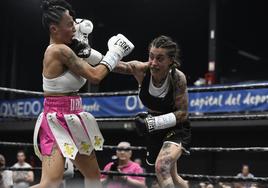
89, 75, 102, 84
84, 67, 106, 84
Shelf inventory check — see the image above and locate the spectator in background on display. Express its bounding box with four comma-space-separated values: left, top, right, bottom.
134, 158, 142, 167
206, 184, 214, 188
250, 183, 259, 188
237, 164, 254, 179
101, 141, 146, 188
218, 182, 232, 188
198, 182, 214, 188
134, 158, 146, 173
233, 183, 244, 188
12, 150, 34, 188
236, 164, 254, 188
199, 182, 206, 188
0, 154, 13, 188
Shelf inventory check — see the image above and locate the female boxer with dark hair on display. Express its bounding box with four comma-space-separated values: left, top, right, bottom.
114, 35, 191, 188
31, 1, 134, 187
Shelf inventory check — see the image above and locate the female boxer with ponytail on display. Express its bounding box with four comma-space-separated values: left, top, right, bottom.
114, 35, 191, 188
31, 0, 134, 187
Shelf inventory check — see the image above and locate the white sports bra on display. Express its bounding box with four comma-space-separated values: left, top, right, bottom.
149, 73, 170, 98
43, 70, 86, 93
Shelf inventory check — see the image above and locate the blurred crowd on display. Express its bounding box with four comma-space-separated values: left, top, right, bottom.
0, 151, 34, 188
0, 145, 265, 188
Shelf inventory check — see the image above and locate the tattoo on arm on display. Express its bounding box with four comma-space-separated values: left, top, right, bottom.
173, 72, 189, 123
113, 61, 135, 74
59, 48, 84, 71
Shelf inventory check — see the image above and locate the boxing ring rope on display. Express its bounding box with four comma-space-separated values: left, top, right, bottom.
2, 82, 268, 96
2, 114, 268, 123
2, 114, 268, 122
1, 141, 268, 153
0, 86, 136, 97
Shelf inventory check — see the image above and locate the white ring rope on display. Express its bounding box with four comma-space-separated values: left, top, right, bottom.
1, 82, 268, 96
1, 113, 268, 122
1, 141, 268, 153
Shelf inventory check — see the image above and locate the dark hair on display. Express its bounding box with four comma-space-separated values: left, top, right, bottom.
149, 35, 181, 68
41, 0, 75, 30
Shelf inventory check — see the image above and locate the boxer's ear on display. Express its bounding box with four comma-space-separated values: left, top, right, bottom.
49, 24, 58, 34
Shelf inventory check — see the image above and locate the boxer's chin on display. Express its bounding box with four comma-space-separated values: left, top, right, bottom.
150, 67, 160, 73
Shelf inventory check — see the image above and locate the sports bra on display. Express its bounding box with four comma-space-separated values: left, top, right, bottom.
148, 72, 170, 98
139, 69, 176, 113
43, 70, 86, 93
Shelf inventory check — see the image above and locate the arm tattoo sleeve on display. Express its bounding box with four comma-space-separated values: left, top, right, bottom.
173, 72, 189, 123
59, 48, 84, 71
113, 61, 135, 75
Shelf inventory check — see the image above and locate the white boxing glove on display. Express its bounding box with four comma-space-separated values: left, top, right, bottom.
74, 18, 94, 44
100, 34, 134, 71
108, 34, 134, 59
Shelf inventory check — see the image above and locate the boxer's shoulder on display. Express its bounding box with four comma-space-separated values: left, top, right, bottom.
45, 43, 70, 56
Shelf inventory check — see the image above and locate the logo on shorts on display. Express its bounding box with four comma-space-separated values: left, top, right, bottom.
94, 136, 103, 148
80, 141, 91, 153
64, 143, 75, 157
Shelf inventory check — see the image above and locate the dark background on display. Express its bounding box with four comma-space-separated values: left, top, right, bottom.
1, 0, 268, 185
1, 0, 267, 92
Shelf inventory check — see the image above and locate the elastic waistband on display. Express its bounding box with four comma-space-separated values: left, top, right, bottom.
44, 96, 83, 113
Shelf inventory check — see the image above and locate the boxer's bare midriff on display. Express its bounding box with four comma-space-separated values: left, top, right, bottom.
44, 92, 78, 97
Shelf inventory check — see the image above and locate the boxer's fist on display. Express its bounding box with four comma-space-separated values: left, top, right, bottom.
100, 34, 134, 71
134, 112, 154, 136
73, 19, 103, 66
108, 34, 134, 60
74, 18, 94, 44
69, 39, 91, 58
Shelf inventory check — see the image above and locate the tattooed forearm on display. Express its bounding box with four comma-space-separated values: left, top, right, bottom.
59, 48, 84, 71
174, 110, 188, 123
174, 91, 188, 123
113, 61, 134, 74
174, 71, 189, 123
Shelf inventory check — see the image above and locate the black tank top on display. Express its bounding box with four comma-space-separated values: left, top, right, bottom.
139, 69, 176, 114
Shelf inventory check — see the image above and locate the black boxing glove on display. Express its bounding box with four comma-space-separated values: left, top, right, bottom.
135, 112, 177, 136
69, 39, 91, 58
134, 112, 151, 136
